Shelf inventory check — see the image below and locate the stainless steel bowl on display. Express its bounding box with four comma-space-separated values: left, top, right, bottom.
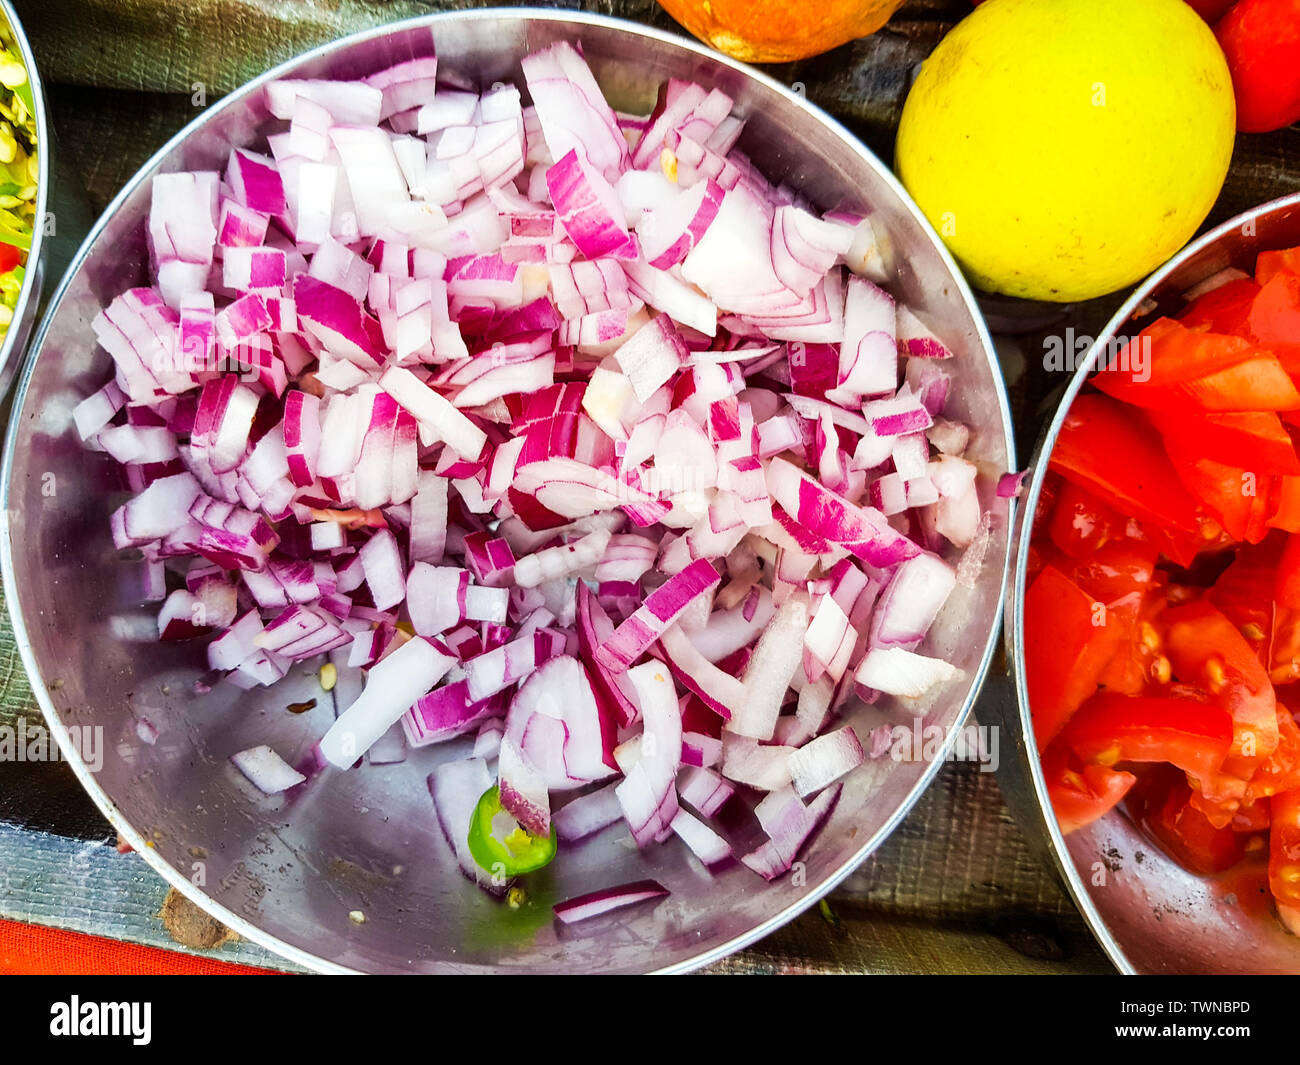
988, 192, 1300, 975
0, 0, 50, 397
1, 9, 1014, 973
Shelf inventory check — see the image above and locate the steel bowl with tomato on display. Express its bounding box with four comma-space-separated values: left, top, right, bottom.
983, 193, 1300, 975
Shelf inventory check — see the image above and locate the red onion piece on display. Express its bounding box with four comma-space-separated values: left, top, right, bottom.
553, 780, 624, 841
596, 558, 722, 673
552, 880, 669, 924
788, 727, 865, 797
429, 757, 510, 895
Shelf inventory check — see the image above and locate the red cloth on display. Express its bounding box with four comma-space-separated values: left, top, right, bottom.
0, 918, 282, 974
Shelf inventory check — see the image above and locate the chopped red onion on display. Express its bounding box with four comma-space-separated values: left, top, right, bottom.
83, 41, 992, 901
997, 470, 1027, 498
742, 784, 841, 880
596, 559, 722, 673
721, 733, 796, 791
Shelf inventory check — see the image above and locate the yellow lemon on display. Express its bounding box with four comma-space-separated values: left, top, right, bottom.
895, 0, 1235, 302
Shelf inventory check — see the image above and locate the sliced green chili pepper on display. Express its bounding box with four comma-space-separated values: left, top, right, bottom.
466, 785, 557, 876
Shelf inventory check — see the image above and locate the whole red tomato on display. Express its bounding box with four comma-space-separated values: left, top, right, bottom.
1216, 0, 1300, 132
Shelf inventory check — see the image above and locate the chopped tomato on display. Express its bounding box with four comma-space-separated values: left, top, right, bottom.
1164, 601, 1279, 762
1278, 533, 1300, 608
1243, 705, 1300, 805
1269, 790, 1300, 906
1047, 479, 1125, 560
1190, 786, 1246, 831
1270, 611, 1300, 687
1034, 243, 1300, 921
1208, 539, 1281, 663
1042, 741, 1136, 835
1231, 800, 1272, 833
0, 243, 20, 275
1050, 394, 1208, 560
1024, 565, 1122, 748
1058, 541, 1163, 698
1180, 354, 1300, 413
1032, 473, 1060, 535
1208, 541, 1300, 686
1092, 318, 1257, 400
1066, 539, 1160, 616
1158, 437, 1273, 544
1246, 271, 1300, 377
1144, 521, 1227, 570
1094, 595, 1167, 697
1148, 409, 1300, 476
1195, 763, 1252, 818
1093, 316, 1300, 412
1180, 277, 1261, 335
1143, 779, 1250, 875
1270, 476, 1300, 533
1257, 246, 1300, 286
1164, 601, 1280, 763
1059, 691, 1233, 781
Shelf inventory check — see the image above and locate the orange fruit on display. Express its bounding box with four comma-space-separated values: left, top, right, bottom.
656, 0, 908, 63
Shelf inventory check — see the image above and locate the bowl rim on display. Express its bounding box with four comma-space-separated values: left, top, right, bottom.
1, 5, 1015, 974
0, 0, 52, 385
1007, 189, 1300, 976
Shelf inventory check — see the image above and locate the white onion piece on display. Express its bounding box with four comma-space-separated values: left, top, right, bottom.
231, 745, 305, 794
553, 781, 624, 841
788, 727, 865, 798
319, 637, 455, 768
855, 647, 964, 701
670, 808, 732, 866
728, 594, 808, 741
429, 757, 509, 895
